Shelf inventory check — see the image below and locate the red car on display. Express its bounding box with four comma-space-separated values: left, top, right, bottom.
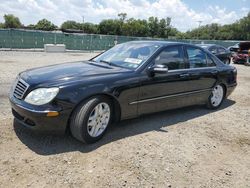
232, 42, 250, 65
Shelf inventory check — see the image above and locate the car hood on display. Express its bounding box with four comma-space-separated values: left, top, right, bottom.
20, 61, 131, 86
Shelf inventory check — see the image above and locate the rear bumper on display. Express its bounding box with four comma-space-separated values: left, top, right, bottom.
10, 96, 71, 134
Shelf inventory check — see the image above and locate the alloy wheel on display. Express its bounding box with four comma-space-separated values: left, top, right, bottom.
87, 102, 110, 137
211, 85, 224, 107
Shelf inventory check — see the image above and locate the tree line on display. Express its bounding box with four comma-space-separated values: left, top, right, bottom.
0, 12, 249, 40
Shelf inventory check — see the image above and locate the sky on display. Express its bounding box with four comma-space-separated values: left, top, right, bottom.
0, 0, 249, 31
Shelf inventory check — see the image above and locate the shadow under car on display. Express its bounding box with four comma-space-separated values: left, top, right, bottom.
13, 99, 235, 155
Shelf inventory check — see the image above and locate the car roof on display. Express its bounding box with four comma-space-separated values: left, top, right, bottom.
126, 40, 202, 47
196, 44, 216, 48
197, 43, 227, 49
126, 40, 182, 46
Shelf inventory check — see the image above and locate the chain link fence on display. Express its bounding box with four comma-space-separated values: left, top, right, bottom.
0, 29, 239, 51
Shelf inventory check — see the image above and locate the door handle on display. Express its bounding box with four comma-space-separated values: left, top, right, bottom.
179, 73, 190, 78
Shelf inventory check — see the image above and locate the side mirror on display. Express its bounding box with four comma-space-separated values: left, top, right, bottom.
147, 64, 168, 76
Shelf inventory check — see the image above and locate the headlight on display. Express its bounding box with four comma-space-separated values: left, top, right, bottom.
24, 88, 59, 105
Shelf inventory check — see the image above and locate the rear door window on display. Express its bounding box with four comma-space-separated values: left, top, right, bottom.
186, 47, 207, 68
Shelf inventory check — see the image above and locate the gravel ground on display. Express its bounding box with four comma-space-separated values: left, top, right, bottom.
0, 51, 249, 188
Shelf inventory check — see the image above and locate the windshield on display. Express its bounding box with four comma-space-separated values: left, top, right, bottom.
92, 42, 161, 69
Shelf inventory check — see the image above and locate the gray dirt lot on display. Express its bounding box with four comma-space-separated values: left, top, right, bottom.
0, 51, 249, 188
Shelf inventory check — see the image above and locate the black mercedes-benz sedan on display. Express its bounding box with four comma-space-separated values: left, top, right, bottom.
197, 44, 232, 64
10, 41, 237, 143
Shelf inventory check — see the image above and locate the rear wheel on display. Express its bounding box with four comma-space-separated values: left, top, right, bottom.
70, 96, 112, 143
207, 84, 225, 109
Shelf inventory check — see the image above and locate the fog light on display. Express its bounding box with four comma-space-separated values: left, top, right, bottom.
46, 111, 59, 117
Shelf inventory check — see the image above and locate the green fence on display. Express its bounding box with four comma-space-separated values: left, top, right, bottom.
0, 29, 239, 51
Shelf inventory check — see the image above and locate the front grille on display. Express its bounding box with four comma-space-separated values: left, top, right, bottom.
13, 78, 29, 99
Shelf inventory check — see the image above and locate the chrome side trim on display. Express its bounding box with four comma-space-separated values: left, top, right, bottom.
129, 88, 211, 105
168, 66, 217, 73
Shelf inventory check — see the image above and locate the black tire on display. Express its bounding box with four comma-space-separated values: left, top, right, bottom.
70, 96, 112, 143
206, 84, 225, 109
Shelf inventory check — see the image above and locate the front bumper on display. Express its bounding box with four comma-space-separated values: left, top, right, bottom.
10, 96, 71, 134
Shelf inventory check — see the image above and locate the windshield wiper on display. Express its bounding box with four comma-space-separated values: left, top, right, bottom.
99, 60, 125, 68
90, 59, 117, 67
100, 60, 112, 65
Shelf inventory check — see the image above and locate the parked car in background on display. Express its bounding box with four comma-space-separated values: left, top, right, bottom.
228, 43, 240, 53
232, 41, 250, 65
197, 44, 231, 64
9, 41, 237, 143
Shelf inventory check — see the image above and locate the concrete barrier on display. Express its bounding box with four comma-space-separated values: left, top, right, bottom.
44, 44, 66, 53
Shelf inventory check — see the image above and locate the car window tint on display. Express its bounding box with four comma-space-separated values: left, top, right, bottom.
218, 47, 226, 53
187, 47, 207, 68
207, 55, 216, 67
154, 46, 185, 70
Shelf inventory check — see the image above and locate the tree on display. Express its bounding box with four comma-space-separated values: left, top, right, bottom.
61, 20, 81, 30
0, 23, 4, 28
118, 12, 127, 35
3, 14, 21, 28
181, 12, 250, 40
118, 13, 127, 22
158, 17, 172, 38
175, 32, 187, 39
35, 19, 57, 31
98, 19, 122, 35
26, 24, 35, 30
168, 28, 179, 37
122, 18, 149, 37
1, 11, 249, 40
165, 17, 172, 38
82, 23, 98, 34
148, 17, 159, 37
158, 18, 166, 38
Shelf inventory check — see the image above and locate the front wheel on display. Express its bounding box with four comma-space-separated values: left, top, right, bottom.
70, 96, 112, 143
207, 84, 225, 109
